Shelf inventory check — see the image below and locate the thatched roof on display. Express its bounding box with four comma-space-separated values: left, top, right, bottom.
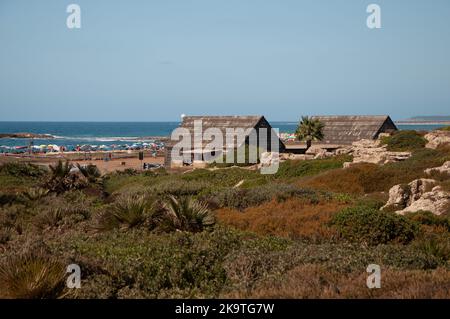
311, 115, 397, 145
168, 115, 284, 150
180, 115, 263, 132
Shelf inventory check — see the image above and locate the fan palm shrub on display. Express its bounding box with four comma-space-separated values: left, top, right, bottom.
94, 194, 155, 231
0, 252, 67, 299
159, 195, 215, 233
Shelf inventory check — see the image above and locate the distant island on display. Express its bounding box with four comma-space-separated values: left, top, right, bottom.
0, 132, 54, 139
397, 115, 450, 125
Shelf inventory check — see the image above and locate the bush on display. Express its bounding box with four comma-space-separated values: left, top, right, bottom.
275, 155, 351, 179
0, 251, 67, 298
59, 227, 243, 298
156, 195, 215, 233
381, 130, 427, 151
216, 198, 346, 241
408, 211, 450, 232
94, 194, 155, 232
332, 206, 419, 245
203, 184, 327, 210
0, 162, 47, 178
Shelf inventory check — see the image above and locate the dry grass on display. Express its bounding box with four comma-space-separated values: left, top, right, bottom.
224, 264, 450, 299
216, 198, 347, 241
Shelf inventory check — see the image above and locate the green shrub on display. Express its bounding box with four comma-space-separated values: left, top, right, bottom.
150, 179, 212, 196
381, 130, 426, 151
275, 155, 350, 179
202, 184, 327, 210
0, 162, 47, 178
332, 206, 419, 245
156, 195, 215, 233
407, 211, 450, 231
61, 227, 243, 298
94, 194, 155, 232
438, 126, 450, 131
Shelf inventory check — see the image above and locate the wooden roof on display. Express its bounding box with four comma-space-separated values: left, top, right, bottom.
168, 115, 284, 150
311, 115, 397, 145
180, 115, 263, 131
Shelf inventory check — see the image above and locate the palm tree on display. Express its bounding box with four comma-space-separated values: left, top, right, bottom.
295, 116, 325, 150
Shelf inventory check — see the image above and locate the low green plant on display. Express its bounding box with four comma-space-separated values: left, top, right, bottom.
0, 162, 47, 178
381, 130, 427, 151
332, 205, 419, 245
158, 195, 215, 233
94, 194, 155, 232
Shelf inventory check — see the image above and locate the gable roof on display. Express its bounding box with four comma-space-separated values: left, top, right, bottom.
180, 115, 264, 131
170, 115, 284, 150
311, 115, 397, 145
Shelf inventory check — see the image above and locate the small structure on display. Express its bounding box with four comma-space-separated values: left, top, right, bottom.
312, 115, 397, 145
165, 115, 285, 168
284, 115, 398, 153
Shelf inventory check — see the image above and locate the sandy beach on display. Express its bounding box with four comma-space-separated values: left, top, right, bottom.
0, 150, 164, 173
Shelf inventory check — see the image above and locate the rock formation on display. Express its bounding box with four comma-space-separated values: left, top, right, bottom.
342, 139, 411, 167
425, 161, 450, 175
424, 130, 450, 149
382, 178, 450, 216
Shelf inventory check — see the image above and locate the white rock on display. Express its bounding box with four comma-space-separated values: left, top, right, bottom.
425, 161, 450, 175
424, 130, 450, 149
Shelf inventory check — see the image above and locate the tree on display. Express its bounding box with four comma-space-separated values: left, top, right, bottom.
295, 116, 325, 150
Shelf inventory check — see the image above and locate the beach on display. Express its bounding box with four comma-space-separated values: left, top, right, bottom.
0, 150, 164, 173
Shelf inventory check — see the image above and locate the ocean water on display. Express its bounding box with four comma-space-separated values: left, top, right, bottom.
0, 121, 447, 150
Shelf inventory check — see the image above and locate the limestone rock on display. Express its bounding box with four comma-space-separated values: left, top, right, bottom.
350, 139, 411, 165
424, 130, 450, 149
382, 179, 450, 215
425, 161, 450, 175
260, 152, 280, 167
398, 186, 450, 216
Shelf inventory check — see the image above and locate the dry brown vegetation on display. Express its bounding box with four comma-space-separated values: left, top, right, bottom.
224, 264, 450, 299
216, 198, 347, 241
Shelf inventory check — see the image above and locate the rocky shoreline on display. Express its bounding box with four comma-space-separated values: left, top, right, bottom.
0, 132, 54, 139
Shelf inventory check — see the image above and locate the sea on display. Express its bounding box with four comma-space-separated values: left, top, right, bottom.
0, 121, 447, 151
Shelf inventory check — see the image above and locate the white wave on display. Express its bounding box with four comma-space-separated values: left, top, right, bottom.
53, 136, 157, 142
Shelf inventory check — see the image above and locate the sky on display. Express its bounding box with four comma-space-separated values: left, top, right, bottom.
0, 0, 449, 121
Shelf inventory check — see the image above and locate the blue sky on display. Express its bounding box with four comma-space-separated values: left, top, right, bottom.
0, 0, 449, 121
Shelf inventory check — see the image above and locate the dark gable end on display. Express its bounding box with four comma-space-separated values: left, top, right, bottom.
177, 115, 285, 151
311, 115, 398, 145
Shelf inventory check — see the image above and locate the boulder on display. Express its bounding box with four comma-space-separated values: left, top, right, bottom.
280, 153, 314, 161
398, 186, 450, 216
424, 130, 450, 149
382, 179, 450, 215
305, 145, 326, 156
313, 150, 334, 159
259, 152, 280, 167
425, 161, 450, 175
350, 139, 411, 165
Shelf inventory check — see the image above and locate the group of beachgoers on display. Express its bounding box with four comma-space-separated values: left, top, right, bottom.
0, 141, 165, 155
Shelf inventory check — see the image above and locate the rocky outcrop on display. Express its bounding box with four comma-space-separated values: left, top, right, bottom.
424, 130, 450, 149
382, 178, 450, 216
0, 132, 54, 139
280, 153, 314, 161
425, 161, 450, 175
343, 139, 411, 167
399, 186, 450, 216
260, 152, 280, 167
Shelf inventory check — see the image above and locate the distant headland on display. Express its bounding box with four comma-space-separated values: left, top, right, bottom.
0, 133, 54, 139
396, 116, 450, 125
